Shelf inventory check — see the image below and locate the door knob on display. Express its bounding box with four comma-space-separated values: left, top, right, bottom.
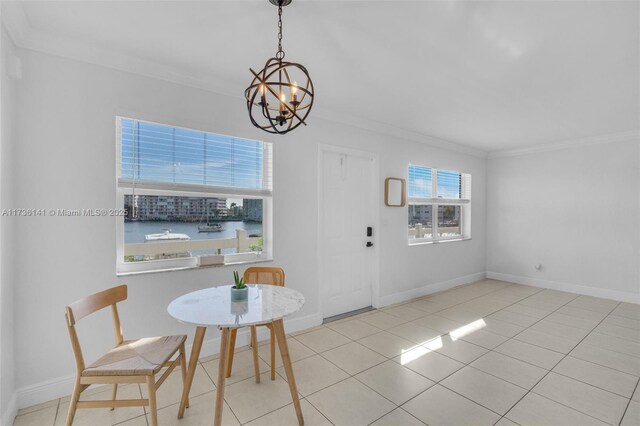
366, 242, 374, 248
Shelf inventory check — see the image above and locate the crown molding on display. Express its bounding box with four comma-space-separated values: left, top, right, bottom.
1, 3, 488, 159
0, 2, 242, 98
0, 1, 29, 43
311, 109, 489, 158
4, 3, 634, 160
487, 130, 640, 159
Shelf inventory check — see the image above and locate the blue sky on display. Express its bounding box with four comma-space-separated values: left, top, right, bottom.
409, 165, 462, 199
121, 119, 264, 190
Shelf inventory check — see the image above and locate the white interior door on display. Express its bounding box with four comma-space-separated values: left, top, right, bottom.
320, 147, 376, 319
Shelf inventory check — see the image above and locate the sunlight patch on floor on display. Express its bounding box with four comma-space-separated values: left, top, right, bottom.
399, 336, 443, 365
450, 319, 486, 341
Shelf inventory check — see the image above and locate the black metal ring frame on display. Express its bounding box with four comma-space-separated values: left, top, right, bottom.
245, 58, 314, 135
244, 0, 314, 135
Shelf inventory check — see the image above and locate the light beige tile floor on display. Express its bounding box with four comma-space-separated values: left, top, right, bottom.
12, 279, 640, 426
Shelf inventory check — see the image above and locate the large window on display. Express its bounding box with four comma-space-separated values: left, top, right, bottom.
408, 164, 471, 244
116, 118, 272, 273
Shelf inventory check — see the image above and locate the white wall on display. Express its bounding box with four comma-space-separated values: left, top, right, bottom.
0, 23, 18, 426
10, 47, 486, 406
487, 139, 640, 301
7, 17, 639, 414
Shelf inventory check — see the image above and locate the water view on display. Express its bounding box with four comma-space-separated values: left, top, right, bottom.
125, 221, 263, 244
123, 195, 264, 260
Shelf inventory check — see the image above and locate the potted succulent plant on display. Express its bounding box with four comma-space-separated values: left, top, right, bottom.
230, 271, 248, 302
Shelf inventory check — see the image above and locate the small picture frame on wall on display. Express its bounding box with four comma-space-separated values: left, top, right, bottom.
385, 177, 406, 207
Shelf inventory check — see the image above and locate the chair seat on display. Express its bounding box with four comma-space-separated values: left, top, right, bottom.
82, 335, 186, 377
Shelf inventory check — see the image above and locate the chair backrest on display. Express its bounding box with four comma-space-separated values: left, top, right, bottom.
66, 285, 127, 325
65, 285, 128, 373
243, 267, 285, 287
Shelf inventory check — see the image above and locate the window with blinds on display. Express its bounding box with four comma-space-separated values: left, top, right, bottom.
408, 164, 471, 244
116, 117, 273, 274
119, 118, 272, 195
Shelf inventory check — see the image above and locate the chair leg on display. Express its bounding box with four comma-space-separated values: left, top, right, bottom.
225, 328, 238, 378
110, 384, 118, 411
178, 342, 189, 409
270, 328, 276, 380
251, 326, 260, 383
65, 377, 82, 426
146, 376, 158, 426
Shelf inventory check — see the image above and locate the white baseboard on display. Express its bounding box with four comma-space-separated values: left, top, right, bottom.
487, 271, 640, 304
1, 392, 17, 426
14, 271, 638, 411
15, 312, 322, 410
15, 373, 75, 414
376, 272, 487, 307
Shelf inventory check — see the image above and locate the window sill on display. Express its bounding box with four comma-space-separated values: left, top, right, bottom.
116, 257, 274, 277
408, 237, 472, 246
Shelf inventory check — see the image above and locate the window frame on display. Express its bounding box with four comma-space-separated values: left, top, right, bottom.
115, 117, 273, 275
408, 165, 471, 245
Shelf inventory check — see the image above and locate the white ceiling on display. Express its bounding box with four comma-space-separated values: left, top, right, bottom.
3, 0, 639, 154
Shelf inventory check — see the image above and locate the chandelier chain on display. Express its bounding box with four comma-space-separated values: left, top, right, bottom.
246, 0, 314, 134
276, 4, 285, 60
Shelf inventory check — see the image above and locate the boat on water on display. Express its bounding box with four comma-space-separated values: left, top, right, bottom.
198, 223, 223, 232
144, 229, 191, 242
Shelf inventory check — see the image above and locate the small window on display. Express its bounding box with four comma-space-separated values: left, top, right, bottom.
116, 118, 272, 274
408, 164, 471, 244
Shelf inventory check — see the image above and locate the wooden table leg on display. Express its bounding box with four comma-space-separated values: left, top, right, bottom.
273, 319, 304, 425
178, 326, 206, 419
214, 327, 231, 426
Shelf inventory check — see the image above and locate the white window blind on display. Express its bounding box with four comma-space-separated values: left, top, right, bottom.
118, 118, 272, 196
437, 169, 472, 200
408, 165, 471, 203
408, 165, 433, 198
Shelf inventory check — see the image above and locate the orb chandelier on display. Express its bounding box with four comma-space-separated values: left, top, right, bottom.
244, 0, 314, 135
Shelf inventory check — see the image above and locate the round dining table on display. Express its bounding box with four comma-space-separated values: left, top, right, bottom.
168, 284, 305, 426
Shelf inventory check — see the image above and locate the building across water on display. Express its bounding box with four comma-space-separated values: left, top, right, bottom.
243, 198, 263, 222
124, 195, 228, 222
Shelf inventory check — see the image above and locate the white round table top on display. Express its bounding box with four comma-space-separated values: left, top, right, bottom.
167, 284, 305, 328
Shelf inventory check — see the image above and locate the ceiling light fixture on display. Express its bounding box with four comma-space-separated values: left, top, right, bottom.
244, 0, 314, 135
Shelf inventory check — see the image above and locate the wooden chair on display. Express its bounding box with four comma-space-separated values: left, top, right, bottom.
64, 285, 187, 426
226, 267, 285, 382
